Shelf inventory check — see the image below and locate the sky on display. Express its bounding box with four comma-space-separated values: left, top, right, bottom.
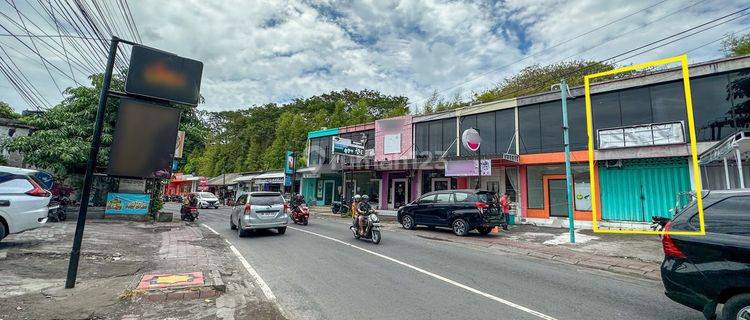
1, 0, 749, 113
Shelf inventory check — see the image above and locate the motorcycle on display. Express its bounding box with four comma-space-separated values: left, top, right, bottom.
290, 203, 310, 225
180, 204, 199, 222
332, 200, 351, 217
349, 203, 381, 244
47, 195, 69, 222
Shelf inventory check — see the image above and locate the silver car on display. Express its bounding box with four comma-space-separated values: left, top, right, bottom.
230, 192, 288, 237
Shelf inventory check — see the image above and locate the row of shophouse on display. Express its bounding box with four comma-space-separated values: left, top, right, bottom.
297, 54, 750, 228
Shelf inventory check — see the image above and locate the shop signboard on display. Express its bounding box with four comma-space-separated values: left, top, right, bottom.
332, 137, 365, 157
445, 159, 491, 177
125, 45, 204, 105
461, 128, 481, 152
384, 134, 401, 154
284, 151, 295, 175
105, 193, 150, 215
574, 181, 592, 211
119, 178, 146, 193
198, 177, 208, 191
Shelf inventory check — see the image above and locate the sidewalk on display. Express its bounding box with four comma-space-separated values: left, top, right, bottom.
311, 206, 664, 281
0, 218, 284, 320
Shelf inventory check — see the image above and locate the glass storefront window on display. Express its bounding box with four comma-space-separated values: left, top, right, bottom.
650, 81, 687, 124
539, 101, 563, 153
442, 118, 457, 157
496, 108, 515, 154
415, 122, 429, 156
477, 112, 496, 154
519, 105, 541, 154
692, 74, 733, 141
526, 164, 589, 209
729, 71, 750, 130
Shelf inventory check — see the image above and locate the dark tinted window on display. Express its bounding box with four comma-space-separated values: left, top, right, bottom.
650, 82, 686, 123
454, 192, 478, 202
236, 194, 248, 205
591, 91, 621, 131
476, 112, 496, 154
428, 120, 443, 156
418, 194, 436, 204
619, 87, 652, 126
566, 98, 588, 151
729, 71, 750, 130
691, 74, 733, 141
250, 193, 284, 205
691, 196, 750, 236
519, 105, 541, 154
496, 108, 515, 154
539, 101, 563, 152
0, 177, 33, 193
442, 118, 456, 157
415, 122, 429, 156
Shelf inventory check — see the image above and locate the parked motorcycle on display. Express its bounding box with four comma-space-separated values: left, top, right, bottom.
651, 216, 670, 232
290, 202, 310, 225
180, 204, 199, 222
349, 202, 381, 244
332, 200, 350, 217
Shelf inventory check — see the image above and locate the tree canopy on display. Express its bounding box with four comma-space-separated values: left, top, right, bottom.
723, 32, 750, 57
0, 101, 21, 119
473, 60, 617, 104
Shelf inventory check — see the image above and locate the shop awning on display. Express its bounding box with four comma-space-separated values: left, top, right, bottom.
232, 174, 260, 183
699, 130, 750, 165
207, 173, 243, 186
253, 171, 285, 184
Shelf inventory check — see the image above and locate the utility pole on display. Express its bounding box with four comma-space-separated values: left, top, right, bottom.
476, 128, 482, 189
560, 80, 576, 244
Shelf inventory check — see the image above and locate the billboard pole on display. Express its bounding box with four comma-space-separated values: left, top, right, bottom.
65, 37, 120, 288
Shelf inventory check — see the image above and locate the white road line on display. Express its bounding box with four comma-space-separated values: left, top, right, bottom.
201, 224, 277, 301
289, 226, 558, 320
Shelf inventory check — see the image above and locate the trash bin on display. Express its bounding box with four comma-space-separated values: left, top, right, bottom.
508, 214, 516, 225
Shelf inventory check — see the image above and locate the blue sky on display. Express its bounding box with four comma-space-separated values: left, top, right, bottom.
1, 0, 749, 113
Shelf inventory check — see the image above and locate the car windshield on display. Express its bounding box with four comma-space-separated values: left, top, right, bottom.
197, 192, 216, 199
250, 194, 284, 206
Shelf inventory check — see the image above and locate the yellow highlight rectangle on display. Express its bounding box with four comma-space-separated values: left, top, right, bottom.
584, 54, 705, 236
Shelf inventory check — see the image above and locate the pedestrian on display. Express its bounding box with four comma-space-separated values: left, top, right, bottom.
500, 192, 511, 231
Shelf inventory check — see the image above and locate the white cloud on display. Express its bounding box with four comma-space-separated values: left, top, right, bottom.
1, 0, 748, 113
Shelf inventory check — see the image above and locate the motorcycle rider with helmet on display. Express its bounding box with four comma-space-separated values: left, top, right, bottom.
351, 194, 362, 231
357, 195, 372, 236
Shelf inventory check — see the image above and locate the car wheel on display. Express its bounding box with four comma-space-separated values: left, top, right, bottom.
477, 227, 492, 235
277, 227, 287, 235
722, 293, 750, 320
401, 215, 416, 230
238, 219, 249, 238
230, 218, 237, 230
452, 218, 469, 236
371, 230, 381, 244
0, 221, 6, 240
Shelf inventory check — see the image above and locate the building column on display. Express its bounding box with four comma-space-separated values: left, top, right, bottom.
519, 165, 527, 218
380, 173, 389, 209
736, 148, 745, 189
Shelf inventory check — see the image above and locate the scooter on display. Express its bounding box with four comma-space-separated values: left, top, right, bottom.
332, 200, 350, 217
350, 206, 381, 244
180, 204, 199, 222
290, 203, 310, 225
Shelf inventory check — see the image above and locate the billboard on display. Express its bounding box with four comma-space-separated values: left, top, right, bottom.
107, 98, 182, 179
105, 193, 150, 215
332, 137, 365, 157
125, 45, 204, 105
284, 151, 295, 174
444, 159, 491, 177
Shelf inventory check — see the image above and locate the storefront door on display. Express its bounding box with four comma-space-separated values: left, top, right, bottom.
391, 178, 408, 209
324, 181, 335, 205
547, 179, 569, 217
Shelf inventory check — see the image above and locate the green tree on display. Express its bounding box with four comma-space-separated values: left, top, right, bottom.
474, 60, 617, 103
0, 101, 20, 119
723, 32, 750, 57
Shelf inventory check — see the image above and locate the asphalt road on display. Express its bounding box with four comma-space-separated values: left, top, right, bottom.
184, 204, 701, 320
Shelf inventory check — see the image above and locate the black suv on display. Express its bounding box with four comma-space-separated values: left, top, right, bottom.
661, 190, 750, 320
397, 189, 504, 236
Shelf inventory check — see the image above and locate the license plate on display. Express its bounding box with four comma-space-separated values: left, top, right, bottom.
257, 211, 276, 217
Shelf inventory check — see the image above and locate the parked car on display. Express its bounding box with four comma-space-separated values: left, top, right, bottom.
0, 166, 52, 241
660, 189, 750, 320
396, 189, 504, 236
194, 192, 220, 209
229, 192, 288, 237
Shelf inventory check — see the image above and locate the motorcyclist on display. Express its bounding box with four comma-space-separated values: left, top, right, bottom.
357, 195, 372, 236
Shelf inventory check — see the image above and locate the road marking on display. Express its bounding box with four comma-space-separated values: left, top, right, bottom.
289, 226, 558, 320
201, 224, 277, 301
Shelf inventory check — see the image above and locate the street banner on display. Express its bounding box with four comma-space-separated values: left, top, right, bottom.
107, 98, 181, 179
332, 136, 365, 157
105, 192, 150, 215
284, 151, 295, 174
174, 130, 185, 158
125, 45, 204, 105
445, 159, 491, 177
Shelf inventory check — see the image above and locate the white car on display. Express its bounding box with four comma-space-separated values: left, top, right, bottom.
0, 166, 51, 241
195, 192, 220, 209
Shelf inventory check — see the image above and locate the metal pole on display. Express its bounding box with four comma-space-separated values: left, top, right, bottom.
291, 152, 296, 194
736, 148, 745, 189
65, 37, 119, 288
561, 80, 576, 244
476, 128, 482, 189
724, 157, 732, 189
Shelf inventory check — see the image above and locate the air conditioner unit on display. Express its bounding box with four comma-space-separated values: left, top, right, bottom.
604, 159, 623, 168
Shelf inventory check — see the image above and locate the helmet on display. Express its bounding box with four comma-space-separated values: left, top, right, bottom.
362, 195, 369, 202
353, 194, 361, 201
